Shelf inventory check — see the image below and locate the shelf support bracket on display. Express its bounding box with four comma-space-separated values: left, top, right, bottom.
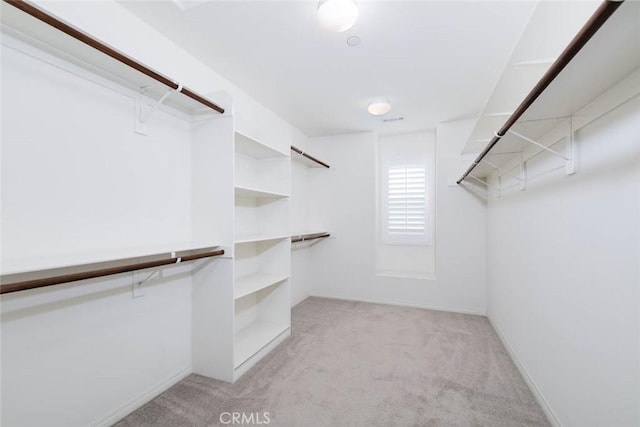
135, 83, 183, 135
508, 130, 571, 161
480, 158, 504, 173
566, 118, 576, 175
483, 158, 525, 186
508, 128, 575, 176
469, 174, 500, 196
132, 269, 161, 299
468, 174, 490, 187
519, 154, 527, 191
459, 180, 489, 200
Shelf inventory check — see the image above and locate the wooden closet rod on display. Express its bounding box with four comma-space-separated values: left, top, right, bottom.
457, 0, 622, 185
0, 247, 224, 295
291, 146, 330, 168
4, 0, 225, 114
291, 233, 330, 243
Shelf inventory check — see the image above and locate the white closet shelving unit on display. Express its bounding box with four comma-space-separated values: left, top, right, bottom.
232, 132, 291, 379
0, 3, 234, 271
0, 1, 225, 119
462, 1, 602, 156
458, 1, 639, 193
0, 0, 243, 385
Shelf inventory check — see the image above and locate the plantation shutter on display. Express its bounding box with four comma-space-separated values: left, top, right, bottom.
387, 165, 426, 236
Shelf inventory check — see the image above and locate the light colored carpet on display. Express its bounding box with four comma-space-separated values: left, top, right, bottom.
116, 297, 550, 426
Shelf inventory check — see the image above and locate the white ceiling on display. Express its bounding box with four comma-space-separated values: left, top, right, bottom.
119, 1, 538, 137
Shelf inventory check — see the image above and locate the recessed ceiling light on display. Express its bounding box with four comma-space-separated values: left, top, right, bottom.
367, 98, 392, 116
347, 36, 361, 46
317, 0, 358, 33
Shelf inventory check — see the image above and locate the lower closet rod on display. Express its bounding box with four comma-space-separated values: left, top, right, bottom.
0, 247, 225, 295
291, 233, 330, 243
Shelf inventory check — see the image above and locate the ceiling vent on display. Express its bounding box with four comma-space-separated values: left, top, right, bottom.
383, 117, 405, 123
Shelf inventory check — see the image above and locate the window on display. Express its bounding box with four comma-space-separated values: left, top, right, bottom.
383, 163, 430, 245
376, 132, 435, 278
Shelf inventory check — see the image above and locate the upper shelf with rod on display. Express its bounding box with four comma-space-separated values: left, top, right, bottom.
458, 0, 638, 186
291, 146, 330, 168
461, 1, 603, 157
1, 0, 225, 115
0, 246, 225, 295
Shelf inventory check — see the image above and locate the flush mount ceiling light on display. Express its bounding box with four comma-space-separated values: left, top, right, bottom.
317, 0, 358, 32
367, 98, 392, 116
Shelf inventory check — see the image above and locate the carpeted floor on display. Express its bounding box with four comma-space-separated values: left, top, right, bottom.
116, 297, 550, 427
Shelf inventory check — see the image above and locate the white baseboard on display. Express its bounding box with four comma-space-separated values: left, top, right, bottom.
488, 317, 562, 427
291, 293, 311, 308
233, 328, 291, 382
93, 367, 192, 427
308, 293, 486, 316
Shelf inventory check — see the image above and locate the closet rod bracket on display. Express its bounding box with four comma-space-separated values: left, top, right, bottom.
519, 154, 527, 191
508, 127, 575, 176
469, 174, 500, 196
566, 119, 576, 175
135, 83, 183, 135
481, 158, 524, 185
480, 158, 503, 173
508, 130, 571, 161
132, 269, 161, 298
131, 249, 186, 298
459, 180, 490, 200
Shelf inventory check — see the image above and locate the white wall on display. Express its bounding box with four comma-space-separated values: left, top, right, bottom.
487, 96, 640, 426
1, 39, 192, 270
304, 126, 487, 314
1, 264, 194, 427
291, 161, 312, 306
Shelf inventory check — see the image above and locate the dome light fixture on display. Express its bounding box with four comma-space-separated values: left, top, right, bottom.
317, 0, 358, 33
367, 98, 392, 116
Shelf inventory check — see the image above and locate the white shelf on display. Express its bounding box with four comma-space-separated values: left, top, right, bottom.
234, 185, 289, 199
291, 230, 328, 237
484, 63, 550, 116
235, 132, 287, 159
234, 273, 289, 300
234, 234, 290, 245
234, 321, 289, 368
1, 3, 223, 115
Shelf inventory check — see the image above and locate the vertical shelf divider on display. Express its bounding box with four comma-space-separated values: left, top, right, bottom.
232, 131, 291, 380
